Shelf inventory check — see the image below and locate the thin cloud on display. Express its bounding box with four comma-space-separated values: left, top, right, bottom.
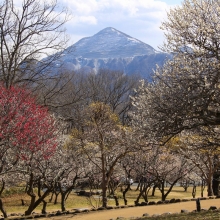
64, 0, 172, 49
14, 0, 181, 50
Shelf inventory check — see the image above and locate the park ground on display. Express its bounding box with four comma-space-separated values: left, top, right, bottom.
38, 198, 220, 220
3, 186, 220, 219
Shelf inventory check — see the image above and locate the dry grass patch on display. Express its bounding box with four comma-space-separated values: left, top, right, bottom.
0, 185, 208, 215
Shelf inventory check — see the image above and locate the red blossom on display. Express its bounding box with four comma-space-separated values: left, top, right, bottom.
0, 84, 58, 161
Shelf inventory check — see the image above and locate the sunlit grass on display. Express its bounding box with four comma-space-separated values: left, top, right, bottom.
1, 185, 208, 215
112, 185, 206, 206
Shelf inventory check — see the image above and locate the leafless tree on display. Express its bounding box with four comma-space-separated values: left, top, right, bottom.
50, 69, 140, 133
0, 0, 71, 88
86, 69, 140, 124
67, 102, 136, 208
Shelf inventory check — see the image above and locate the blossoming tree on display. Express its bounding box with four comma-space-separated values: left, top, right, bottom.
0, 84, 58, 217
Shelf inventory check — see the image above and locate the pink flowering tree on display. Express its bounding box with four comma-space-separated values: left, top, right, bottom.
0, 85, 57, 160
0, 84, 58, 217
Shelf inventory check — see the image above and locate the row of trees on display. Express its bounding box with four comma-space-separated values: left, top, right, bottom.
0, 81, 212, 216
0, 0, 142, 215
131, 0, 220, 196
0, 87, 197, 217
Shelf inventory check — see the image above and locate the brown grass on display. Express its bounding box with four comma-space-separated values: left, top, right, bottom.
1, 185, 207, 215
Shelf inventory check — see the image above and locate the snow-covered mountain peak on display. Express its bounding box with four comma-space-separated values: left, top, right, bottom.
51, 27, 171, 79
96, 27, 120, 34
67, 27, 156, 59
95, 27, 146, 44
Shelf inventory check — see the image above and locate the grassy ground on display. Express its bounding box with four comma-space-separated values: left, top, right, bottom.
1, 185, 207, 215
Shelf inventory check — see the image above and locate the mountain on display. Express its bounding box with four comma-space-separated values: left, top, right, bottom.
69, 27, 156, 59
54, 27, 171, 79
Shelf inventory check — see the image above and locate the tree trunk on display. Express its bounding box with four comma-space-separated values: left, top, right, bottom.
122, 185, 130, 205
207, 181, 214, 196
159, 179, 180, 201
54, 192, 59, 204
65, 190, 71, 201
201, 180, 206, 197
61, 193, 66, 212
135, 181, 140, 191
0, 180, 7, 218
212, 178, 220, 196
25, 194, 36, 216
135, 182, 148, 205
113, 195, 119, 206
160, 181, 166, 201
102, 182, 108, 208
21, 199, 26, 206
151, 184, 157, 196
192, 185, 196, 198
0, 198, 7, 218
59, 177, 79, 211
41, 200, 47, 214
101, 151, 108, 208
49, 192, 54, 203
108, 180, 119, 206
25, 190, 50, 215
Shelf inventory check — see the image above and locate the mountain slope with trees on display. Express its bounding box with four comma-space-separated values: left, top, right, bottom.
52, 27, 171, 79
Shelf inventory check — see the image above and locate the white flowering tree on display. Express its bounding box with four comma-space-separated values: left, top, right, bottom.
130, 0, 220, 199
161, 0, 220, 60
67, 102, 135, 208
144, 146, 191, 201
131, 0, 220, 139
131, 54, 220, 143
168, 127, 220, 196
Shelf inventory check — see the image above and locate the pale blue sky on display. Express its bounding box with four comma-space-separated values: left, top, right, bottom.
164, 0, 183, 5
15, 0, 183, 50
62, 0, 183, 50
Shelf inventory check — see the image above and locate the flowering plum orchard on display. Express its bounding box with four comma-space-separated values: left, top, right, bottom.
0, 84, 58, 217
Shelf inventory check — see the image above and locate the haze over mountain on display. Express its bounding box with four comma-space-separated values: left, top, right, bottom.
55, 27, 171, 79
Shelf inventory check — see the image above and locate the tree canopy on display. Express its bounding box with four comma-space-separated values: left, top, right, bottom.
132, 0, 220, 142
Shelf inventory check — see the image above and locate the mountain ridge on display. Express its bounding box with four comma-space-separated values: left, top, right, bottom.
55, 27, 171, 78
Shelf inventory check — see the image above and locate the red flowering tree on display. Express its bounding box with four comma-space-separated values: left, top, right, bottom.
0, 85, 57, 162
0, 84, 58, 217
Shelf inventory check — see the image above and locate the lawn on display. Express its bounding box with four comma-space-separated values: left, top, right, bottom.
1, 184, 207, 215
